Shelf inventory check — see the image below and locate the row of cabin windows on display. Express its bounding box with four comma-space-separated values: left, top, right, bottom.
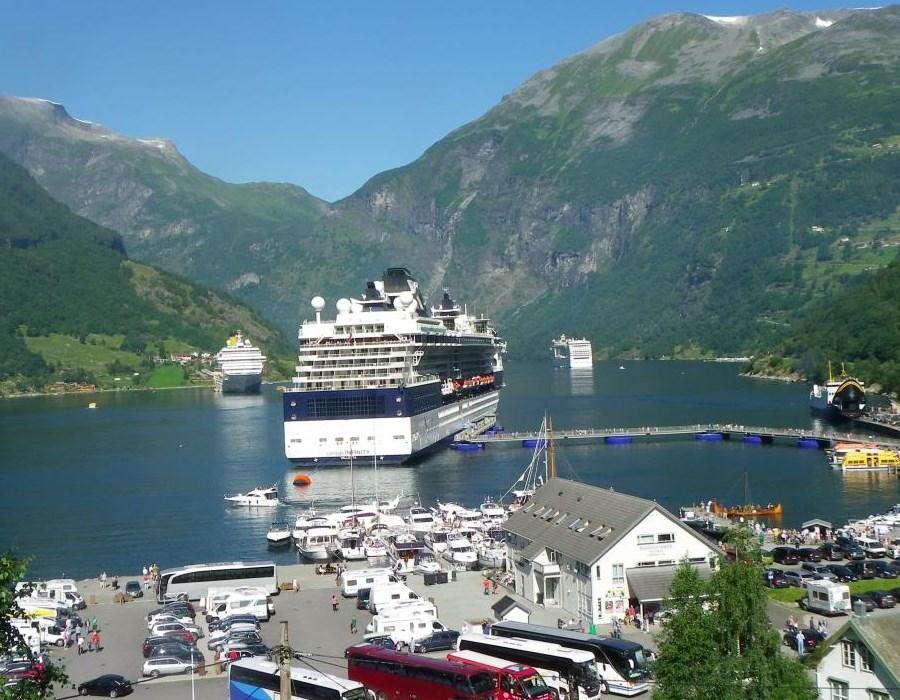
636, 533, 675, 545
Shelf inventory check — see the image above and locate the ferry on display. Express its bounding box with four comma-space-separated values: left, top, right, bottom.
829, 443, 900, 472
283, 268, 506, 466
214, 332, 266, 394
551, 334, 593, 369
809, 362, 865, 419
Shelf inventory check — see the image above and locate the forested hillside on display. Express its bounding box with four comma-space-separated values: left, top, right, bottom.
0, 154, 291, 394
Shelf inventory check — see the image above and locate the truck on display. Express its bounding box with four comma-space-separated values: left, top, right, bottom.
448, 649, 558, 700
799, 580, 851, 616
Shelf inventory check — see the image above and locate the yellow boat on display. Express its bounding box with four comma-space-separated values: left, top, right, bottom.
840, 448, 900, 471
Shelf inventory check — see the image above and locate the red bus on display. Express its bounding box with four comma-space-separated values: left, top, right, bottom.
346, 643, 496, 700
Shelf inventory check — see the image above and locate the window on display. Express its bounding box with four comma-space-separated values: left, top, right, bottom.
859, 645, 874, 673
637, 561, 655, 568
828, 679, 849, 700
867, 691, 889, 700
637, 534, 654, 545
841, 641, 856, 669
658, 560, 675, 566
546, 549, 558, 564
612, 564, 624, 586
657, 533, 674, 543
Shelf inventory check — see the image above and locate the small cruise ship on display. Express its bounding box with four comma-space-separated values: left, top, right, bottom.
215, 332, 266, 394
809, 362, 865, 419
551, 335, 592, 369
283, 268, 506, 466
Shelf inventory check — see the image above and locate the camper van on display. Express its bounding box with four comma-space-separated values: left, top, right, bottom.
339, 568, 396, 597
16, 580, 85, 611
800, 580, 851, 616
209, 592, 271, 622
16, 598, 71, 621
372, 600, 438, 622
205, 587, 275, 618
367, 583, 419, 614
366, 613, 448, 648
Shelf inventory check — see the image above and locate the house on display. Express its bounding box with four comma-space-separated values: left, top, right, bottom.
503, 478, 722, 625
814, 616, 899, 699
491, 595, 532, 624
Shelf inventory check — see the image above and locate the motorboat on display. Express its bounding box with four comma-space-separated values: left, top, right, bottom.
479, 499, 507, 527
333, 528, 366, 561
297, 527, 336, 561
266, 521, 292, 547
455, 525, 484, 545
413, 552, 442, 575
435, 502, 467, 524
291, 513, 330, 541
335, 506, 379, 529
478, 538, 506, 569
364, 536, 389, 560
407, 507, 436, 536
424, 526, 451, 554
390, 533, 425, 573
443, 534, 478, 570
224, 485, 279, 507
456, 509, 485, 531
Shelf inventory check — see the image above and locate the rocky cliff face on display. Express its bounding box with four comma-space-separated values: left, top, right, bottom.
1, 7, 898, 358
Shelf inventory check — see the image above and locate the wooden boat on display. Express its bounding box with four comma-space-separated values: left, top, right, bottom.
709, 470, 782, 518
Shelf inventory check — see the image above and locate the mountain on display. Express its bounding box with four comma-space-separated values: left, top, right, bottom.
0, 152, 291, 394
1, 6, 898, 360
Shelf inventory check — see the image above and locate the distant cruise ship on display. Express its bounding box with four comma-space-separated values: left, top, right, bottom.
215, 332, 266, 394
283, 268, 506, 466
551, 334, 593, 369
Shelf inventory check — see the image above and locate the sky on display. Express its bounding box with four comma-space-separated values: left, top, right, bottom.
1, 0, 836, 201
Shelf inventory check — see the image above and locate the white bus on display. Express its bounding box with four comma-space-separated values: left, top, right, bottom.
157, 561, 278, 603
229, 658, 366, 700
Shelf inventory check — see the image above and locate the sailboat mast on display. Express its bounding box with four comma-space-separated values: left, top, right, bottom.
548, 414, 556, 479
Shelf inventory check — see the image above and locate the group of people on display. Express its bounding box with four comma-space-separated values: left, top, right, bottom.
63, 616, 102, 655
785, 614, 829, 654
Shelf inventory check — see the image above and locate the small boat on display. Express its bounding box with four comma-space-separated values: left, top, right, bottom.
407, 506, 436, 536
478, 538, 506, 569
390, 533, 426, 573
364, 536, 389, 560
413, 552, 442, 575
443, 533, 478, 570
87, 402, 97, 409
266, 521, 292, 547
425, 526, 451, 554
292, 474, 312, 486
479, 499, 506, 527
709, 470, 782, 519
333, 528, 366, 561
297, 527, 335, 561
224, 485, 279, 507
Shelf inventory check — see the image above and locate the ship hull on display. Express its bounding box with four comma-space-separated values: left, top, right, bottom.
284, 389, 500, 466
217, 372, 263, 394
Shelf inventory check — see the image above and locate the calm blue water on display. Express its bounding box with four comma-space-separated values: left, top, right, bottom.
2, 361, 898, 579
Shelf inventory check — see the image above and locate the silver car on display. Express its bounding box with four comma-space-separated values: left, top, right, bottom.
782, 571, 815, 587
142, 655, 199, 678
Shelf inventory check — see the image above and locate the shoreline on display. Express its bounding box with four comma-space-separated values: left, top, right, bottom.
740, 371, 803, 383
0, 378, 291, 401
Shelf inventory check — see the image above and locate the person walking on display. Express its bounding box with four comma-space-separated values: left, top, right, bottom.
795, 629, 805, 655
91, 630, 101, 653
350, 617, 358, 634
77, 634, 85, 656
331, 594, 339, 612
90, 616, 98, 632
482, 579, 490, 596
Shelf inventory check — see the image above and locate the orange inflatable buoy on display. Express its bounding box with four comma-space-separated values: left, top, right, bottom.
293, 474, 312, 487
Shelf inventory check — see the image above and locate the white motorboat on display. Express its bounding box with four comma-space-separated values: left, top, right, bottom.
334, 528, 366, 561
224, 485, 279, 507
298, 527, 336, 561
425, 526, 451, 554
266, 521, 292, 547
364, 536, 389, 560
435, 502, 467, 524
456, 508, 485, 531
407, 507, 436, 536
292, 514, 330, 541
479, 499, 507, 527
456, 525, 484, 545
413, 552, 442, 575
390, 533, 426, 573
443, 534, 478, 570
478, 538, 506, 569
335, 506, 379, 529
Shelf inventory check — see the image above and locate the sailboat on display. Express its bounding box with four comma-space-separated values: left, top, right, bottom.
502, 415, 554, 511
710, 470, 782, 518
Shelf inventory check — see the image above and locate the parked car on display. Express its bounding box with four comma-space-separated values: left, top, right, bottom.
142, 656, 199, 678
771, 548, 800, 565
213, 631, 264, 652
818, 543, 844, 561
783, 571, 815, 588
869, 561, 900, 579
850, 594, 876, 613
843, 546, 866, 562
147, 603, 195, 621
208, 614, 258, 633
802, 563, 837, 581
149, 643, 202, 662
797, 548, 822, 563
869, 591, 896, 609
217, 637, 266, 656
847, 562, 876, 580
147, 613, 193, 630
763, 569, 789, 588
412, 630, 460, 653
361, 634, 397, 650
124, 581, 143, 599
142, 636, 196, 658
782, 628, 826, 653
207, 624, 260, 649
76, 673, 133, 697
148, 621, 201, 640
826, 565, 859, 582
222, 645, 270, 662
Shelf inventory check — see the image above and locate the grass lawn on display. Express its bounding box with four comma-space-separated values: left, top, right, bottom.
25, 334, 141, 377
146, 364, 186, 388
768, 577, 899, 604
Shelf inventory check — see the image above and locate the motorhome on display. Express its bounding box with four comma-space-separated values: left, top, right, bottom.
365, 613, 447, 648
16, 598, 71, 620
800, 580, 851, 616
209, 592, 271, 622
339, 568, 396, 597
205, 586, 275, 618
368, 583, 419, 614
372, 600, 438, 622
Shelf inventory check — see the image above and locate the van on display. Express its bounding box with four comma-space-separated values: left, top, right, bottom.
855, 537, 886, 558
365, 614, 447, 648
800, 580, 851, 616
206, 587, 274, 618
211, 594, 270, 622
340, 568, 395, 597
367, 583, 419, 614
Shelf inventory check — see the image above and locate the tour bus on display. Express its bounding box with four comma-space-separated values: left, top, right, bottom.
367, 583, 419, 613
491, 621, 651, 696
457, 634, 601, 700
229, 658, 366, 700
345, 643, 496, 700
157, 561, 278, 602
447, 650, 557, 700
339, 568, 396, 597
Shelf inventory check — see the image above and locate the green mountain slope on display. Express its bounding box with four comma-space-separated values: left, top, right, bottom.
1, 7, 898, 361
0, 153, 291, 394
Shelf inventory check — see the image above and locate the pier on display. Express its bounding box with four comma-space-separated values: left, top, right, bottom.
459, 423, 900, 450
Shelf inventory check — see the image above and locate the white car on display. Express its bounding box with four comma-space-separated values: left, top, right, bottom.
148, 621, 202, 640
147, 613, 193, 630
142, 655, 199, 678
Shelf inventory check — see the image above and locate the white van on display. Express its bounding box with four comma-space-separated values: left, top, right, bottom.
855, 536, 887, 558
368, 583, 419, 614
206, 587, 274, 618
800, 580, 851, 616
366, 614, 447, 648
211, 593, 270, 622
340, 568, 395, 597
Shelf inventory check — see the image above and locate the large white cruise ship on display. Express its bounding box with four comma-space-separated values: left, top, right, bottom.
551, 334, 593, 369
283, 268, 506, 466
214, 332, 266, 394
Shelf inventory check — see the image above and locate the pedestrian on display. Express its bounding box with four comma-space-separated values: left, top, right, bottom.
91, 616, 98, 632
491, 579, 498, 595
62, 627, 70, 648
214, 649, 223, 674
796, 629, 805, 655
350, 617, 358, 634
336, 568, 342, 586
648, 610, 655, 627
91, 631, 101, 653
77, 634, 85, 655
331, 594, 339, 612
482, 579, 490, 596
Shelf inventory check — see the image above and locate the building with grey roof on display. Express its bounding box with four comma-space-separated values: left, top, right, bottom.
815, 615, 900, 699
503, 478, 722, 624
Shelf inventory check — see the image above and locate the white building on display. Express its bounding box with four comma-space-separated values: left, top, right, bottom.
815, 617, 899, 699
503, 478, 722, 624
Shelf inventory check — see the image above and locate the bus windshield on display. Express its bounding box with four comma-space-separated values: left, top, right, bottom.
519, 673, 551, 697
606, 646, 650, 680
574, 661, 601, 696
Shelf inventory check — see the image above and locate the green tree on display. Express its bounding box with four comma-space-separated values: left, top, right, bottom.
0, 554, 69, 699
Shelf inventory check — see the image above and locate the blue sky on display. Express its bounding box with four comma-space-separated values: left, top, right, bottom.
1, 0, 835, 201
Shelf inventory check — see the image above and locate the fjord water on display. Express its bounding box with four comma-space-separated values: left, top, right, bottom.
2, 361, 898, 579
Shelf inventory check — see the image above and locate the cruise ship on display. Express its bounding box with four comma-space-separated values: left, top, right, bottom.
283, 268, 506, 466
214, 332, 266, 394
551, 334, 593, 369
809, 362, 866, 419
